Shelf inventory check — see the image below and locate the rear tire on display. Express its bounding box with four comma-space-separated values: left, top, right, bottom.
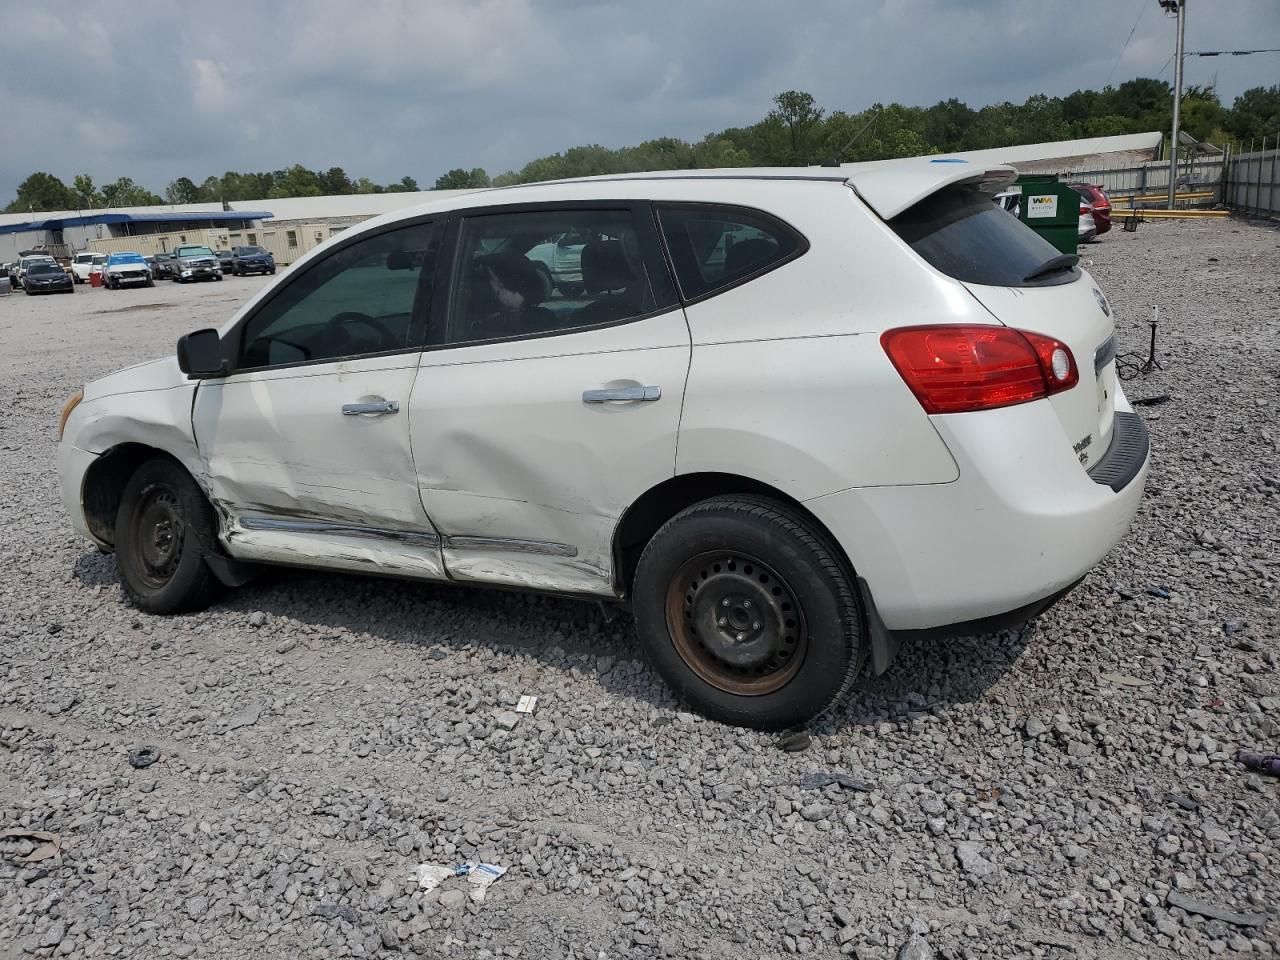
114, 458, 223, 614
632, 495, 864, 730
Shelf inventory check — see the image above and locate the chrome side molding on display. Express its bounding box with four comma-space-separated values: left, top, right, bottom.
237, 516, 577, 558
239, 515, 440, 548
443, 536, 579, 558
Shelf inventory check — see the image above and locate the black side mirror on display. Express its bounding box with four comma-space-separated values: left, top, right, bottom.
177, 329, 227, 379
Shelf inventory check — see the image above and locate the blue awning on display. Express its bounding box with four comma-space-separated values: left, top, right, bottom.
0, 210, 273, 235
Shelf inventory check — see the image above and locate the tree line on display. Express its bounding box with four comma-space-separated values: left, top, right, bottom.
6, 79, 1278, 214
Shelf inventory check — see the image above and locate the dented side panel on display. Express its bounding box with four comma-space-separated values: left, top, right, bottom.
192, 354, 448, 579
411, 310, 692, 596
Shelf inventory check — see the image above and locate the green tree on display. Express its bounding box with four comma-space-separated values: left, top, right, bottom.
165, 177, 200, 204
767, 90, 825, 163
354, 177, 383, 194
72, 174, 101, 207
395, 175, 420, 192
1225, 85, 1280, 142
267, 165, 324, 198
321, 167, 353, 194
4, 172, 77, 213
99, 177, 161, 207
433, 167, 491, 189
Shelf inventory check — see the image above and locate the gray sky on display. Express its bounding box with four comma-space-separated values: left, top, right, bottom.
2, 0, 1277, 201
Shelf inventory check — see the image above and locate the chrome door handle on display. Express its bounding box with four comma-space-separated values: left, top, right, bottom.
342, 400, 400, 416
582, 386, 662, 403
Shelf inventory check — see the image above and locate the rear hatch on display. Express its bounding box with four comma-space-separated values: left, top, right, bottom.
875, 178, 1116, 469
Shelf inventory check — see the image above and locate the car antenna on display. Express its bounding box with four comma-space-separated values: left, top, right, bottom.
820, 105, 883, 167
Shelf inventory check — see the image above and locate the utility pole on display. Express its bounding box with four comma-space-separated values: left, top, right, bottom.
1159, 0, 1187, 209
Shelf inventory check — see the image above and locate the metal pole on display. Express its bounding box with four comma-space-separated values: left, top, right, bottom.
1168, 0, 1186, 209
1267, 132, 1277, 218
1247, 138, 1255, 213
1257, 136, 1267, 216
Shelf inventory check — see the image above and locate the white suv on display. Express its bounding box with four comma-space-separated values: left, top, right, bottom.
56, 159, 1149, 729
71, 252, 107, 284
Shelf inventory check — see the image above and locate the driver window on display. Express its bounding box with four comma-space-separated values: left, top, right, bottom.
238, 221, 437, 369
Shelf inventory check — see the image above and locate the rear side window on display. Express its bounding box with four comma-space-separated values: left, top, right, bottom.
889, 187, 1078, 287
657, 205, 804, 301
445, 208, 662, 345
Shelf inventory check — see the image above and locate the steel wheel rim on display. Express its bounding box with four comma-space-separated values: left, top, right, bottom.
133, 485, 185, 588
664, 550, 808, 696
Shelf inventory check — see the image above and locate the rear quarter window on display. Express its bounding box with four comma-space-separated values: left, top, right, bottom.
657, 204, 805, 301
889, 187, 1079, 288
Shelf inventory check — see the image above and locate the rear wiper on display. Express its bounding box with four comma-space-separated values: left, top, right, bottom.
1023, 252, 1079, 283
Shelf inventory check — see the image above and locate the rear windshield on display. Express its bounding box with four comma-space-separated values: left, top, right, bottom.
889, 187, 1078, 288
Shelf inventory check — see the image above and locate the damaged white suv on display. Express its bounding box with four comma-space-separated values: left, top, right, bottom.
57, 159, 1149, 729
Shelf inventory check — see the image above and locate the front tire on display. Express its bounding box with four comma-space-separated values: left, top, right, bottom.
633, 496, 865, 730
115, 458, 222, 614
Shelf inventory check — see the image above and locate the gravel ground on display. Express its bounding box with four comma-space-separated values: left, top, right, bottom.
1, 220, 1278, 960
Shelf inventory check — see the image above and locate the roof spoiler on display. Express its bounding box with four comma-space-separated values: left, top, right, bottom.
845, 161, 1018, 220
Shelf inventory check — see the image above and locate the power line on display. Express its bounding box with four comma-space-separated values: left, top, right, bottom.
1185, 48, 1280, 56
1103, 0, 1149, 89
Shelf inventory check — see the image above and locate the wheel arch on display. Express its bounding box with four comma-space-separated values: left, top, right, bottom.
612, 472, 852, 597
613, 472, 897, 676
82, 443, 183, 546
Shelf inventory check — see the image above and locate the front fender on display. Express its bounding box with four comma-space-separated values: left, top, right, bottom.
63, 385, 202, 481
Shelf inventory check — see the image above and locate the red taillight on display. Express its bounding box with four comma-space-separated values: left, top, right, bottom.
881, 325, 1079, 414
1080, 203, 1091, 215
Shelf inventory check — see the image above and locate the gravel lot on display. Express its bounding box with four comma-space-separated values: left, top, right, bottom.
2, 219, 1278, 960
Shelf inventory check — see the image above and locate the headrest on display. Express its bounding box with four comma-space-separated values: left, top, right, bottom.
580, 239, 634, 294
477, 252, 545, 305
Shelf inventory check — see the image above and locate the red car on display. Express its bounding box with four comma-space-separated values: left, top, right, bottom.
1070, 183, 1111, 236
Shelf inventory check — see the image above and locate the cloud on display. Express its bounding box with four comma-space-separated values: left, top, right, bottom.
1, 0, 1276, 200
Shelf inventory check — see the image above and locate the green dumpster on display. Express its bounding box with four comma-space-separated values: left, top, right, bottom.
1013, 174, 1078, 255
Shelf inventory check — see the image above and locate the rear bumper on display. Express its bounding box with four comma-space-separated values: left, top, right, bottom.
805, 398, 1149, 632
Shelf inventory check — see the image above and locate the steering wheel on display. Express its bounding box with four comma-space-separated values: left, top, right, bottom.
326, 312, 396, 348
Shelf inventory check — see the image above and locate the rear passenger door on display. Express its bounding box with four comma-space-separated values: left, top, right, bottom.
408, 203, 689, 596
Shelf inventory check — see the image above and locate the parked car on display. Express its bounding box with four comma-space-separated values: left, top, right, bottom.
171, 245, 222, 283
1077, 198, 1097, 243
229, 245, 275, 276
1069, 183, 1112, 236
22, 260, 74, 294
151, 252, 176, 280
525, 232, 587, 295
102, 252, 154, 289
15, 254, 56, 289
215, 249, 234, 273
71, 252, 107, 284
55, 161, 1149, 729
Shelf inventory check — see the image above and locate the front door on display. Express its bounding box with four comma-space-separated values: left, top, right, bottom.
193, 220, 448, 579
409, 204, 690, 595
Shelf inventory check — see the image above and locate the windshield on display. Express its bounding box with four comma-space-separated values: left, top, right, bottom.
28, 263, 61, 275
237, 246, 267, 255
889, 186, 1078, 288
179, 247, 215, 258
108, 253, 146, 265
